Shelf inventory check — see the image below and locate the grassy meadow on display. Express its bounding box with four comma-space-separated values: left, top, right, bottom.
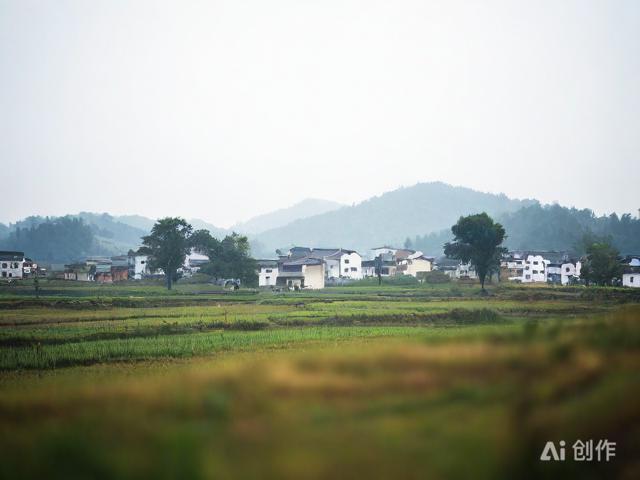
1, 280, 639, 479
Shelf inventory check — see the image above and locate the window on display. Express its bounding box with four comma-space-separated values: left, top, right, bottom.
351, 267, 357, 271
565, 267, 570, 272
631, 276, 635, 283
525, 266, 530, 271
265, 269, 272, 273
533, 261, 539, 265
344, 268, 349, 273
533, 270, 538, 274
141, 260, 145, 264
1, 263, 6, 268
265, 276, 270, 280
8, 273, 12, 278
525, 274, 531, 279
344, 259, 350, 264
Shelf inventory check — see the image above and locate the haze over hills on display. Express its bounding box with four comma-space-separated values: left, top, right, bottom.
1, 182, 639, 263
231, 198, 344, 235
250, 182, 535, 257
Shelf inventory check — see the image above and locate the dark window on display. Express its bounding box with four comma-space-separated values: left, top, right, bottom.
265, 269, 272, 273
1, 263, 6, 268
533, 261, 539, 265
351, 267, 357, 271
344, 268, 348, 273
344, 259, 350, 264
565, 267, 570, 272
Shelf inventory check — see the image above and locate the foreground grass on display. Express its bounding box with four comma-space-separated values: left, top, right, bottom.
0, 284, 639, 479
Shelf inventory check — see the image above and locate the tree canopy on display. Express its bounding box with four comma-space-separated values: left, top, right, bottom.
444, 213, 507, 290
139, 218, 193, 290
580, 241, 623, 286
0, 217, 95, 263
192, 231, 257, 286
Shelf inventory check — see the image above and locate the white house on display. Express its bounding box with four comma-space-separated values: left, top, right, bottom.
623, 273, 640, 288
325, 249, 362, 280
521, 254, 548, 283
622, 257, 640, 288
560, 261, 581, 285
370, 246, 398, 260
397, 251, 433, 277
128, 254, 150, 280
289, 247, 362, 280
456, 262, 477, 279
257, 260, 279, 287
0, 251, 25, 280
277, 257, 325, 289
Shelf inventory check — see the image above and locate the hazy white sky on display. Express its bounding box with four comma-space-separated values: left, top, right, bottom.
1, 0, 638, 227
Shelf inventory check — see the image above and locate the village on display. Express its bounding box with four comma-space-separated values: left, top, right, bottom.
2, 245, 639, 289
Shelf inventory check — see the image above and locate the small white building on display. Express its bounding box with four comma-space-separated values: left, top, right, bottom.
277, 257, 325, 289
370, 246, 398, 260
397, 252, 433, 277
0, 251, 25, 280
622, 257, 640, 288
257, 260, 279, 287
127, 254, 151, 280
623, 272, 640, 288
521, 254, 548, 283
325, 249, 362, 280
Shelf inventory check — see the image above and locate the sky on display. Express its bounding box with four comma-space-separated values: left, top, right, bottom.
1, 0, 639, 227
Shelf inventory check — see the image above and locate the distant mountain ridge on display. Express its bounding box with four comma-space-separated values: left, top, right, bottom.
231, 198, 344, 234
250, 182, 535, 257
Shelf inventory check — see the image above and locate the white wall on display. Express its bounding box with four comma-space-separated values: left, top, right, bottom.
522, 255, 548, 283
339, 252, 362, 279
623, 273, 640, 288
0, 259, 24, 279
259, 266, 278, 287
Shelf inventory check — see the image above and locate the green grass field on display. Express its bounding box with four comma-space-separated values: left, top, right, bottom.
1, 280, 639, 479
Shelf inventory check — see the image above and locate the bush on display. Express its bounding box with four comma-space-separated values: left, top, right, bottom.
418, 271, 451, 284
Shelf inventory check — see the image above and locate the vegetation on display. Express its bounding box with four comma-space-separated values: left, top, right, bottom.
444, 213, 507, 290
413, 203, 640, 257
139, 218, 194, 290
580, 241, 623, 286
0, 280, 638, 479
192, 231, 257, 286
0, 217, 94, 263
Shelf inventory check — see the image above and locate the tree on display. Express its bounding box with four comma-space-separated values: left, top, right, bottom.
404, 237, 413, 249
444, 213, 507, 291
139, 218, 193, 290
192, 230, 257, 286
580, 241, 622, 286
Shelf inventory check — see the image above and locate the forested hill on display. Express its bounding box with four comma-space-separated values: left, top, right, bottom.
251, 182, 534, 257
0, 213, 148, 263
411, 203, 640, 257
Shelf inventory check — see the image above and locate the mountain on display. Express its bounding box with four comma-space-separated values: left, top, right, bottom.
188, 219, 230, 239
251, 182, 535, 257
116, 214, 157, 232
411, 203, 640, 257
1, 213, 149, 260
231, 198, 344, 234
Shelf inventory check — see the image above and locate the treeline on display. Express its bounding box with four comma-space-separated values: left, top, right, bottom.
409, 203, 640, 256
0, 217, 95, 263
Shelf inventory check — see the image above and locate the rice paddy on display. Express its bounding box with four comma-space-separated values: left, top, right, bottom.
1, 281, 639, 479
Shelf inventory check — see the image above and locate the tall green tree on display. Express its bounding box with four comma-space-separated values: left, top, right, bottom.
192, 231, 257, 286
139, 218, 193, 290
580, 241, 622, 286
444, 213, 507, 291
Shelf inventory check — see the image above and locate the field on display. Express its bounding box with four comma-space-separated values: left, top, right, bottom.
1, 280, 639, 479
